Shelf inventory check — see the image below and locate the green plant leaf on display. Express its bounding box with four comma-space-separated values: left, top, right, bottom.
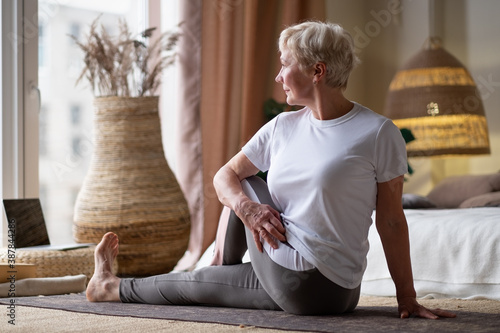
400, 128, 415, 177
400, 128, 415, 144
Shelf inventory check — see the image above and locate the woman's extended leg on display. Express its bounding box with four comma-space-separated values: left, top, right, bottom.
87, 231, 280, 309
119, 262, 281, 309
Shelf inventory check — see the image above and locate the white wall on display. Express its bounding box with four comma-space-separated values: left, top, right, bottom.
327, 0, 500, 195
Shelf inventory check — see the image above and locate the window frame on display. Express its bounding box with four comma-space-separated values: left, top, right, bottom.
1, 0, 39, 244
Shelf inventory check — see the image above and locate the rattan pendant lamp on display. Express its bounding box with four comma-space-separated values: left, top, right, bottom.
383, 1, 490, 157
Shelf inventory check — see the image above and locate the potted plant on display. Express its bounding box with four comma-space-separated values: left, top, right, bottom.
71, 17, 190, 276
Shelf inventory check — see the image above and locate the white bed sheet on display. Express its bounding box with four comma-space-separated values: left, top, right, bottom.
362, 207, 500, 300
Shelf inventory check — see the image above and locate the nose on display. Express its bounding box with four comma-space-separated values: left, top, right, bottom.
275, 67, 283, 83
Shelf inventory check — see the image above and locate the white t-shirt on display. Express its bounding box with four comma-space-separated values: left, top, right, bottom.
242, 102, 408, 289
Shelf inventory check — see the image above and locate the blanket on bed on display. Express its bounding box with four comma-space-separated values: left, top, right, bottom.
362, 207, 500, 300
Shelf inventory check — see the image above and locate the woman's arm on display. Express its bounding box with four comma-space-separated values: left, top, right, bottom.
213, 151, 286, 252
375, 175, 456, 319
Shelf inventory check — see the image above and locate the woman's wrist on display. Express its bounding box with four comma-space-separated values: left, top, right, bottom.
233, 196, 253, 219
396, 292, 417, 303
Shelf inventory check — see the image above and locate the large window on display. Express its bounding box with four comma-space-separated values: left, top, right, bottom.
1, 0, 178, 246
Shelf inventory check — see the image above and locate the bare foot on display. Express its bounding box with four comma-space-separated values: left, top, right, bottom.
86, 232, 121, 302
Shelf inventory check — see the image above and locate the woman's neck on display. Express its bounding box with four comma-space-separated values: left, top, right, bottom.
308, 87, 353, 121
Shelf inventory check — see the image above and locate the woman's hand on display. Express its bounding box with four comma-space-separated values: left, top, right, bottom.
398, 296, 457, 319
236, 198, 286, 252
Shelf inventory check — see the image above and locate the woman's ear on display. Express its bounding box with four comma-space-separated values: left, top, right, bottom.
313, 62, 327, 82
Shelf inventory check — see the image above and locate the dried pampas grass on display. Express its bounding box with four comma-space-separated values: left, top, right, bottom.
70, 16, 180, 97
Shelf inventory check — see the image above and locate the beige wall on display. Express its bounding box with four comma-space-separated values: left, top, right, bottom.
327, 0, 500, 195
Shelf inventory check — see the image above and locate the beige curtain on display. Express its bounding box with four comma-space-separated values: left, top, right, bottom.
175, 0, 325, 271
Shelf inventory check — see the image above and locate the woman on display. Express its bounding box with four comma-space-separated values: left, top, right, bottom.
87, 21, 455, 319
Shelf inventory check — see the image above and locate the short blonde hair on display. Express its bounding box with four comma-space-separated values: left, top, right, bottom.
279, 21, 360, 89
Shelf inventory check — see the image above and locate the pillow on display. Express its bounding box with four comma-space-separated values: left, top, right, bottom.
459, 192, 500, 208
426, 173, 500, 208
402, 194, 436, 209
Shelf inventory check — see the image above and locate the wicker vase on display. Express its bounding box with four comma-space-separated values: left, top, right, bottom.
73, 96, 190, 276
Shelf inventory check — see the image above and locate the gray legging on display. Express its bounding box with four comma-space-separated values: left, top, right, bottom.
120, 176, 360, 315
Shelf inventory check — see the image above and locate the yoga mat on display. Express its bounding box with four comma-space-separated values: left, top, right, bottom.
1, 293, 498, 332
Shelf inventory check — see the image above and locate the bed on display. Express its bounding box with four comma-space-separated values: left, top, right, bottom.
362, 173, 500, 301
